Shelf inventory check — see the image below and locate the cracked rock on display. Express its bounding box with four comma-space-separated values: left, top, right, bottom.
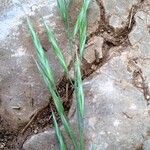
0, 0, 102, 131
102, 0, 140, 28
23, 49, 150, 150
84, 36, 103, 63
71, 51, 150, 149
129, 7, 150, 58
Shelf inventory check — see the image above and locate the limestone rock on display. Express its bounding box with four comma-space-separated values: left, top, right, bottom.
84, 36, 103, 63
23, 49, 150, 150
0, 0, 72, 129
102, 0, 140, 28
143, 139, 150, 150
129, 8, 150, 58
0, 0, 101, 129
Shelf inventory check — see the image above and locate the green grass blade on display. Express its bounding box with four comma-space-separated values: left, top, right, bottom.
43, 21, 69, 76
52, 110, 67, 150
57, 0, 70, 23
74, 53, 85, 149
50, 89, 78, 149
27, 18, 78, 149
60, 115, 78, 149
27, 18, 56, 90
73, 0, 91, 58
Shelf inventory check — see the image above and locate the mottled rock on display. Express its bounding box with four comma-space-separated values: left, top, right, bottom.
23, 49, 150, 150
23, 130, 58, 150
129, 9, 150, 58
102, 0, 140, 28
81, 51, 150, 150
0, 0, 101, 129
23, 123, 77, 150
143, 139, 150, 150
23, 2, 150, 150
88, 0, 100, 34
84, 36, 103, 63
0, 0, 72, 129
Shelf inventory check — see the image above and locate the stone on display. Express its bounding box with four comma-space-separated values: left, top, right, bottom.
143, 139, 150, 150
129, 9, 150, 58
0, 0, 101, 130
87, 0, 100, 34
102, 0, 140, 28
23, 120, 78, 150
2, 0, 150, 149
23, 2, 150, 150
23, 49, 150, 150
0, 0, 72, 129
81, 51, 150, 150
70, 0, 100, 35
23, 130, 58, 150
84, 36, 103, 63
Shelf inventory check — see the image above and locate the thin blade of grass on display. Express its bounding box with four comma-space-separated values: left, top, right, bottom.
57, 0, 70, 24
74, 52, 85, 149
56, 0, 75, 57
27, 18, 78, 150
43, 21, 69, 76
73, 0, 91, 58
27, 18, 56, 90
52, 110, 67, 150
49, 88, 78, 149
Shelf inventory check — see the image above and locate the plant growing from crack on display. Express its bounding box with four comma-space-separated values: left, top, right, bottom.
27, 0, 90, 149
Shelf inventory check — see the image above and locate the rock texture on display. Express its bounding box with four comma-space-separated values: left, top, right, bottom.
0, 0, 71, 129
81, 51, 150, 150
0, 0, 100, 130
23, 0, 150, 150
102, 0, 140, 28
23, 130, 58, 150
1, 0, 150, 149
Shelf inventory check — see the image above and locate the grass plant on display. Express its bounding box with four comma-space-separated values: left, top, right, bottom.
27, 0, 91, 149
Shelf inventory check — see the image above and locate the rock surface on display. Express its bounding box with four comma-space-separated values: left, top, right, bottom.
143, 139, 150, 150
102, 0, 140, 28
23, 1, 150, 149
84, 36, 103, 63
0, 0, 100, 130
23, 130, 58, 150
1, 0, 150, 149
0, 0, 72, 129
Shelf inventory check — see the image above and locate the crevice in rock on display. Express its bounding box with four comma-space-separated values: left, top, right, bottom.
88, 0, 143, 46
132, 68, 150, 105
2, 0, 147, 149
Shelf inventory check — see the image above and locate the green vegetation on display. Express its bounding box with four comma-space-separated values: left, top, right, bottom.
27, 0, 91, 149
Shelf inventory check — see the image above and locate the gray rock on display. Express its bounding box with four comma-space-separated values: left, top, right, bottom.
23, 50, 150, 150
23, 2, 150, 150
23, 130, 58, 150
143, 139, 150, 150
81, 51, 150, 150
84, 36, 103, 63
88, 0, 100, 34
0, 0, 101, 130
0, 0, 72, 129
23, 122, 78, 150
129, 9, 150, 58
70, 0, 100, 35
102, 0, 140, 28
